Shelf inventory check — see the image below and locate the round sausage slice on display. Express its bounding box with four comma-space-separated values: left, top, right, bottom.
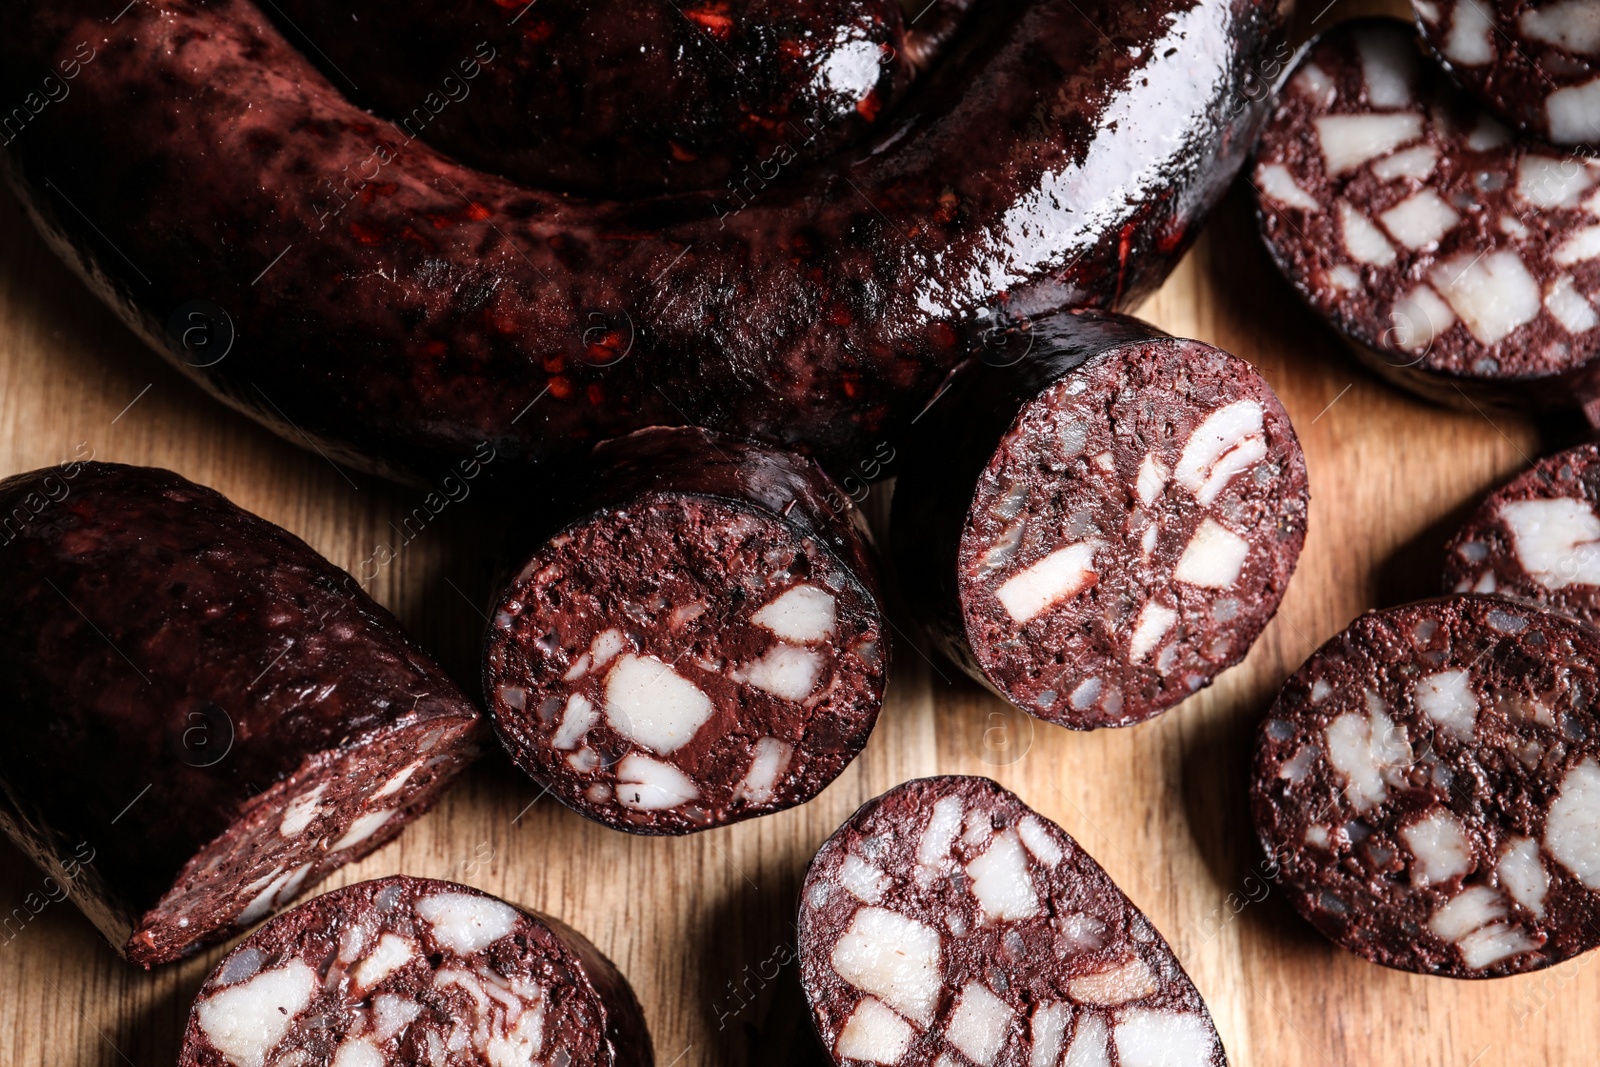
0, 463, 485, 967
890, 310, 1308, 729
1414, 0, 1600, 147
1444, 442, 1600, 625
178, 876, 653, 1067
483, 427, 888, 834
1252, 595, 1600, 978
1253, 17, 1600, 411
798, 776, 1227, 1067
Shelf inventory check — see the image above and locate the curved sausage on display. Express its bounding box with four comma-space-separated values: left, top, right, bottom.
890, 310, 1308, 729
0, 0, 1282, 480
178, 876, 653, 1066
482, 427, 887, 834
1253, 595, 1600, 978
0, 463, 485, 967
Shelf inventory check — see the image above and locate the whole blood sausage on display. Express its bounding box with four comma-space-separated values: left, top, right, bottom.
1413, 0, 1600, 146
0, 0, 1281, 480
1253, 595, 1600, 978
890, 311, 1308, 729
798, 776, 1227, 1067
178, 876, 653, 1067
1444, 442, 1600, 622
0, 463, 485, 967
482, 427, 887, 834
1253, 18, 1600, 411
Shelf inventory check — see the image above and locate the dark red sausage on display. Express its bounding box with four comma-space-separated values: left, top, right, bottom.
1253, 595, 1600, 978
799, 776, 1227, 1066
482, 427, 886, 834
0, 463, 485, 967
1253, 18, 1600, 411
178, 877, 653, 1067
890, 311, 1308, 729
0, 0, 1282, 481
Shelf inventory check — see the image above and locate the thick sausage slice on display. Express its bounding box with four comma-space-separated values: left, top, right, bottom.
1253, 595, 1600, 978
0, 463, 485, 967
1253, 17, 1600, 410
798, 776, 1227, 1067
178, 876, 653, 1067
1444, 442, 1600, 623
482, 428, 887, 834
890, 311, 1308, 729
1414, 0, 1600, 146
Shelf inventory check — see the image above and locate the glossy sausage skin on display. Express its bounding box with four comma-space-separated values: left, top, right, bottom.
0, 0, 1282, 483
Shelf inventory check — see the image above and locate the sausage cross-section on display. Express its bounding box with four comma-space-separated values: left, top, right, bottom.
483, 428, 888, 834
1253, 595, 1600, 978
798, 776, 1227, 1067
178, 876, 653, 1067
1253, 18, 1600, 410
890, 311, 1308, 729
0, 463, 485, 967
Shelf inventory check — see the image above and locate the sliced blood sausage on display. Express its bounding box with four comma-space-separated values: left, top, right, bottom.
1253, 17, 1600, 411
798, 776, 1227, 1067
482, 427, 887, 834
890, 310, 1308, 729
178, 876, 653, 1067
0, 0, 1282, 480
1413, 0, 1600, 147
1252, 595, 1600, 978
0, 463, 485, 967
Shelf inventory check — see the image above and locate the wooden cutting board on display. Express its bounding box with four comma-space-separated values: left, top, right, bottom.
0, 1, 1588, 1063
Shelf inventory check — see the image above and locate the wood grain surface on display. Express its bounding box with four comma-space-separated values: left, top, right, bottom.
0, 0, 1591, 1063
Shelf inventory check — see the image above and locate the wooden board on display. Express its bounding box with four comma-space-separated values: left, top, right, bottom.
0, 2, 1591, 1063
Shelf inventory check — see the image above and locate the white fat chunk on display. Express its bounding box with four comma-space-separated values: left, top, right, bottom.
279, 783, 328, 837
1546, 759, 1600, 887
371, 760, 422, 801
1371, 144, 1439, 182
1518, 155, 1596, 209
1554, 224, 1600, 266
946, 982, 1015, 1067
352, 933, 416, 992
563, 653, 591, 682
830, 907, 943, 1026
1255, 163, 1321, 212
1174, 400, 1267, 505
1326, 263, 1362, 291
1501, 214, 1532, 239
836, 998, 913, 1064
1548, 275, 1600, 333
1459, 923, 1540, 969
1500, 497, 1600, 588
1444, 0, 1495, 63
590, 628, 627, 670
1402, 810, 1472, 887
552, 693, 600, 751
1466, 113, 1513, 151
1429, 250, 1542, 345
1314, 113, 1423, 174
372, 994, 423, 1044
1113, 1010, 1217, 1067
1017, 815, 1064, 866
1389, 285, 1456, 352
1305, 824, 1330, 847
962, 809, 994, 848
919, 795, 965, 869
735, 737, 794, 805
967, 830, 1040, 923
1030, 1002, 1074, 1067
1064, 1014, 1111, 1067
1379, 190, 1459, 250
1521, 0, 1600, 53
1069, 957, 1158, 1006
237, 863, 312, 926
1499, 837, 1550, 917
753, 585, 837, 643
604, 654, 715, 753
615, 753, 700, 811
1427, 885, 1504, 941
1136, 453, 1170, 506
1413, 669, 1479, 741
1292, 62, 1336, 103
331, 1039, 383, 1067
1323, 704, 1410, 813
1548, 79, 1600, 145
416, 892, 519, 955
840, 853, 890, 904
1340, 201, 1398, 265
1357, 26, 1416, 107
1128, 602, 1178, 664
741, 644, 825, 702
1173, 519, 1250, 590
995, 542, 1098, 624
197, 960, 318, 1067
332, 810, 394, 853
